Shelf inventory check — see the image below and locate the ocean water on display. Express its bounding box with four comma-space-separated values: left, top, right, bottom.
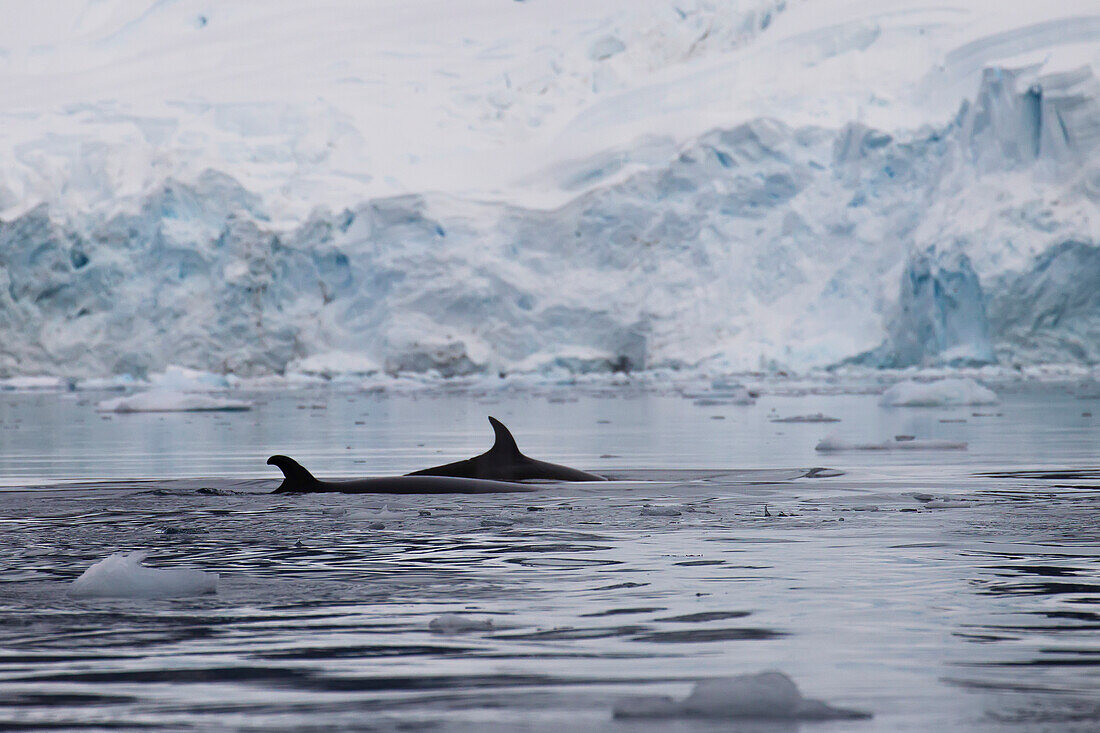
0, 383, 1098, 731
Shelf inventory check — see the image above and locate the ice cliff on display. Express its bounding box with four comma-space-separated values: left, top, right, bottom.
1, 1, 1098, 379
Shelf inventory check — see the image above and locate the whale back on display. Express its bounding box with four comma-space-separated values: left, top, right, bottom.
268, 455, 320, 492
407, 417, 605, 481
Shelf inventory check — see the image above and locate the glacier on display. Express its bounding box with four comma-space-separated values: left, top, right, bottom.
1, 0, 1099, 380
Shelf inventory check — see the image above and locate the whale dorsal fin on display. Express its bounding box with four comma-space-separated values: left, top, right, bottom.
267, 455, 319, 491
487, 416, 522, 458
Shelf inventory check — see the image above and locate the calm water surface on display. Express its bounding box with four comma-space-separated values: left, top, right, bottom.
0, 383, 1098, 731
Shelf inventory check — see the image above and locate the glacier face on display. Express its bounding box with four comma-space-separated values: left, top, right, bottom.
1, 1, 1099, 379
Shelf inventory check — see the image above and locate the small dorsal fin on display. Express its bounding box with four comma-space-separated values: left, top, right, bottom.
487, 416, 522, 457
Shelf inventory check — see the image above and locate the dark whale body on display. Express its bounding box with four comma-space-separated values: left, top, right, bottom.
267, 455, 534, 494
407, 416, 606, 482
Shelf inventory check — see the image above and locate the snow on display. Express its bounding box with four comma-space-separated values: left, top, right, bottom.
816, 436, 967, 451
880, 378, 999, 406
69, 551, 218, 598
0, 1, 1099, 380
614, 671, 870, 720
97, 390, 252, 413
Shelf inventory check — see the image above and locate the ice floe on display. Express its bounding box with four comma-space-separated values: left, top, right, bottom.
816, 436, 967, 452
428, 614, 495, 634
96, 391, 252, 413
69, 551, 218, 599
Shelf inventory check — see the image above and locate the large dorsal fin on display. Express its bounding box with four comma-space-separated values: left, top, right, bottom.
267, 455, 319, 490
487, 416, 522, 458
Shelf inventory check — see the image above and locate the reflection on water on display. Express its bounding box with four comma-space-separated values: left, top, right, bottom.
0, 387, 1098, 730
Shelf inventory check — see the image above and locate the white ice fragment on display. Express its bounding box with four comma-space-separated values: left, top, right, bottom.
684, 379, 755, 406
69, 551, 217, 599
97, 391, 251, 413
0, 376, 69, 391
428, 614, 494, 634
880, 378, 999, 407
75, 375, 140, 391
348, 505, 407, 521
816, 436, 966, 451
614, 671, 871, 720
924, 499, 974, 508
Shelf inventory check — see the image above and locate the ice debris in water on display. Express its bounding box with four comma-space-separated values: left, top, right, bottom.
614, 671, 870, 720
428, 614, 494, 634
69, 551, 217, 598
770, 413, 841, 423
684, 378, 756, 406
97, 390, 252, 413
816, 436, 967, 452
880, 378, 998, 407
0, 376, 70, 391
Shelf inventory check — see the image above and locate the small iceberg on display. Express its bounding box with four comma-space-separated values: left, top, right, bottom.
69, 551, 218, 598
0, 376, 70, 391
880, 378, 998, 407
428, 614, 494, 634
97, 390, 252, 413
614, 671, 870, 720
816, 436, 966, 451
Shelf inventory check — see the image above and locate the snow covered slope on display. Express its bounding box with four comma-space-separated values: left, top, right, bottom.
1, 0, 1098, 378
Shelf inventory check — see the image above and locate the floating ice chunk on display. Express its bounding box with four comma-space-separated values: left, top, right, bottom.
684, 379, 755, 406
880, 378, 998, 407
0, 376, 70, 391
348, 505, 408, 521
69, 551, 217, 598
97, 390, 252, 413
924, 499, 974, 508
429, 614, 494, 634
614, 671, 871, 720
770, 413, 841, 423
75, 375, 141, 391
816, 436, 967, 451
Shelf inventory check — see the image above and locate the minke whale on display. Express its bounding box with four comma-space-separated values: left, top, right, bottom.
267, 455, 534, 494
407, 416, 606, 482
